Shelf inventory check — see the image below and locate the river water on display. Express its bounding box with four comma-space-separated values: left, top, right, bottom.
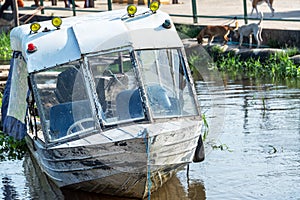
1, 78, 300, 200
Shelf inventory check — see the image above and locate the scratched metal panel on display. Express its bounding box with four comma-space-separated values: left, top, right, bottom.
26, 117, 202, 198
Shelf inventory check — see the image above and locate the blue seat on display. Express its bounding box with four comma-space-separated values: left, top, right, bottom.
116, 89, 143, 120
146, 84, 171, 109
49, 100, 92, 138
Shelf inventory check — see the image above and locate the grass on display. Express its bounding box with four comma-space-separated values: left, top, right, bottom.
215, 51, 300, 80
201, 113, 209, 141
0, 131, 27, 161
0, 31, 12, 61
189, 45, 300, 81
175, 24, 200, 39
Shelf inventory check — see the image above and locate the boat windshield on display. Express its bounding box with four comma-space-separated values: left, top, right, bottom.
136, 48, 199, 118
31, 48, 198, 141
32, 62, 100, 141
87, 50, 145, 126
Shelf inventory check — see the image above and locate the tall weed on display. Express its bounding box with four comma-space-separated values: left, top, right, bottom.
0, 31, 12, 61
213, 51, 300, 80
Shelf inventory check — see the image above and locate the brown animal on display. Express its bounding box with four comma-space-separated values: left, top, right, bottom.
250, 0, 274, 17
196, 21, 238, 45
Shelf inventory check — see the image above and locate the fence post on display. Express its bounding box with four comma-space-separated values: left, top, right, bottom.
71, 0, 76, 16
243, 0, 248, 24
40, 0, 44, 14
107, 0, 112, 11
191, 0, 198, 23
12, 0, 19, 27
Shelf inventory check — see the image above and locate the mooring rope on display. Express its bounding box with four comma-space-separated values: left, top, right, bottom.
142, 129, 152, 200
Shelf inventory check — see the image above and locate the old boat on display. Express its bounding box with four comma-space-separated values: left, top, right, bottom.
1, 2, 204, 199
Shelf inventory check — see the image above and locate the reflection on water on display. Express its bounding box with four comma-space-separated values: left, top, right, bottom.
62, 170, 206, 200
1, 79, 300, 199
0, 159, 28, 199
23, 153, 64, 200
22, 153, 205, 200
195, 79, 300, 199
2, 177, 18, 199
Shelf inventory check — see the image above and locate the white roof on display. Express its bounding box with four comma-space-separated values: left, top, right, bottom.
10, 8, 183, 73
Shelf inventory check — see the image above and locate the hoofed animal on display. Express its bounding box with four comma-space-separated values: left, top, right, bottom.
250, 0, 274, 17
196, 21, 238, 45
234, 13, 263, 48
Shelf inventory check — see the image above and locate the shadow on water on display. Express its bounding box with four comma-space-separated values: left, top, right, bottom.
23, 153, 206, 200
1, 176, 18, 200
62, 174, 206, 200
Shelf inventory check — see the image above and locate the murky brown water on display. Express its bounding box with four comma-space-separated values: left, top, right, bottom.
1, 79, 299, 199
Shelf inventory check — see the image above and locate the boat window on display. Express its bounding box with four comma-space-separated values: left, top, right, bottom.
32, 62, 99, 141
87, 50, 145, 125
136, 48, 199, 118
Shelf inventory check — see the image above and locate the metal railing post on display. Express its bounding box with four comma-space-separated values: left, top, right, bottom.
107, 0, 112, 11
40, 0, 44, 14
71, 0, 76, 16
243, 0, 248, 24
12, 0, 19, 26
191, 0, 198, 23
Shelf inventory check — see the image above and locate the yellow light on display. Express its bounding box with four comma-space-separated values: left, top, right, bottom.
52, 17, 62, 29
30, 22, 41, 33
150, 1, 160, 13
127, 5, 137, 17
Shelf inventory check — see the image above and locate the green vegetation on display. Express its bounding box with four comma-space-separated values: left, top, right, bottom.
201, 113, 233, 152
175, 24, 200, 39
0, 92, 2, 108
211, 143, 233, 152
0, 132, 27, 161
0, 31, 12, 61
215, 51, 300, 80
176, 24, 300, 82
189, 45, 300, 81
201, 113, 209, 141
285, 47, 300, 57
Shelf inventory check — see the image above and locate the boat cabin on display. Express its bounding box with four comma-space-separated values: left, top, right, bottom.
3, 3, 200, 143
2, 3, 204, 198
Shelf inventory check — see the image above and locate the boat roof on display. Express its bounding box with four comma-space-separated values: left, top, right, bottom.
10, 7, 183, 73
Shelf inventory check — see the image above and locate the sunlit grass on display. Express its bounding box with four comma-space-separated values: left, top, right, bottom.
0, 31, 12, 61
190, 45, 300, 81
214, 52, 300, 80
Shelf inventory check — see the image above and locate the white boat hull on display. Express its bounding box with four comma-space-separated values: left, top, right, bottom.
26, 119, 202, 198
